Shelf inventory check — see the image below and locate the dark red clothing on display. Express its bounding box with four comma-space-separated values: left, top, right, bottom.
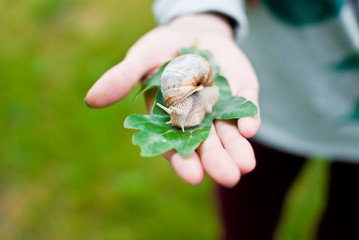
218, 141, 359, 240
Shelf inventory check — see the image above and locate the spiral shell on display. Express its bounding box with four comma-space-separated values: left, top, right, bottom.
156, 54, 219, 132
161, 54, 214, 107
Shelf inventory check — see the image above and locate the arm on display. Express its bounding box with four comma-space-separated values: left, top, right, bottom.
85, 11, 260, 187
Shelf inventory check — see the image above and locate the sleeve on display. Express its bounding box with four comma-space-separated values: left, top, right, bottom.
152, 0, 249, 41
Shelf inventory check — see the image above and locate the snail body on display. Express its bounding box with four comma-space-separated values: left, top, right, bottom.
156, 54, 219, 132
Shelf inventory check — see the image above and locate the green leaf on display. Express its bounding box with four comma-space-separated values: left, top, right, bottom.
135, 62, 168, 100
125, 114, 212, 157
125, 45, 258, 157
212, 75, 258, 119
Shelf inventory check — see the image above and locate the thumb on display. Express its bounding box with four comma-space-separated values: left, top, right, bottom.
85, 38, 160, 108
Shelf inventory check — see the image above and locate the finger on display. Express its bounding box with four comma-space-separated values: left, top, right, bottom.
85, 60, 144, 108
163, 150, 205, 186
85, 31, 174, 108
215, 120, 256, 174
213, 41, 261, 138
197, 125, 240, 187
236, 87, 261, 138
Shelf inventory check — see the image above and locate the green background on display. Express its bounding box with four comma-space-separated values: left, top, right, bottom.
0, 0, 329, 239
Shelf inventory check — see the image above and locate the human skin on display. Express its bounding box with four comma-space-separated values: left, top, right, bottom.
85, 13, 261, 187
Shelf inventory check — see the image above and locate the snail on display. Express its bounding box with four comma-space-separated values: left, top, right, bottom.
156, 54, 220, 132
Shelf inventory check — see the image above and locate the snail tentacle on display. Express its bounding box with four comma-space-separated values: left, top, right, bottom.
156, 103, 172, 115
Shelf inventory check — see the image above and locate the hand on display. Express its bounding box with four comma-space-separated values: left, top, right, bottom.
85, 13, 260, 187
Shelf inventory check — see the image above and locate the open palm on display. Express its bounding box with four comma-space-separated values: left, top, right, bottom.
85, 13, 260, 187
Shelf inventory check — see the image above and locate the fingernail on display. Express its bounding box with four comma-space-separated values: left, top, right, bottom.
84, 98, 92, 108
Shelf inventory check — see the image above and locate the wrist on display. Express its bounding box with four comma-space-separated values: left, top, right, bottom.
168, 13, 234, 39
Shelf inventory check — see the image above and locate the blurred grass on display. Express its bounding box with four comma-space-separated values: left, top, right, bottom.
275, 159, 329, 240
0, 0, 329, 239
0, 0, 220, 239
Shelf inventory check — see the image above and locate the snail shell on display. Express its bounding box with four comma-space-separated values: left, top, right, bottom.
156, 54, 219, 132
